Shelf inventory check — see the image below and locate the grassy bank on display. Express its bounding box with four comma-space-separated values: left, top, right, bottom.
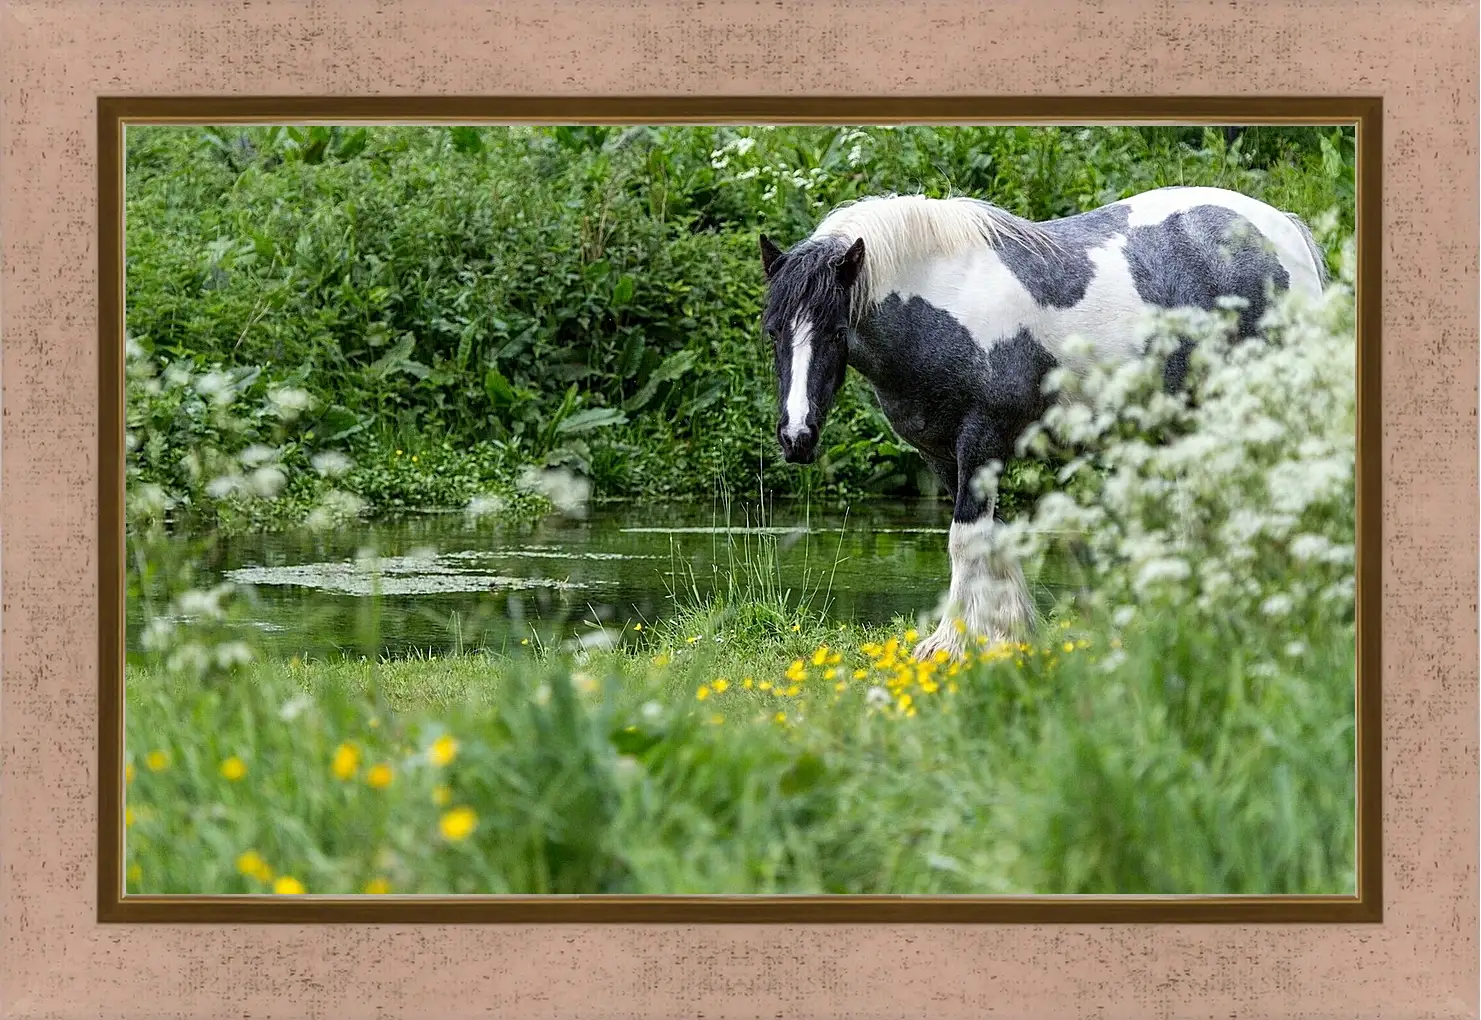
124, 123, 1356, 531
124, 599, 1356, 896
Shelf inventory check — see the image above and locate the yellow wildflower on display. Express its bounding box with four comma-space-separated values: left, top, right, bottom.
125, 763, 135, 785
432, 784, 452, 807
834, 681, 847, 693
742, 678, 754, 690
220, 756, 247, 781
1063, 641, 1076, 654
786, 659, 807, 682
773, 711, 787, 724
364, 877, 392, 895
366, 763, 394, 790
124, 807, 136, 827
331, 742, 360, 780
652, 653, 670, 667
785, 684, 801, 697
811, 646, 829, 666
711, 679, 729, 693
236, 850, 273, 883
759, 680, 772, 691
852, 669, 867, 680
708, 714, 725, 726
791, 623, 801, 632
696, 686, 711, 701
633, 622, 643, 632
127, 864, 143, 884
428, 735, 459, 767
145, 750, 170, 772
898, 693, 914, 713
273, 876, 305, 895
904, 629, 919, 643
824, 667, 839, 681
439, 806, 478, 841
827, 652, 842, 666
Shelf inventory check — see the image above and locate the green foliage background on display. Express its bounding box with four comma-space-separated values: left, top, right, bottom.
125, 123, 1356, 526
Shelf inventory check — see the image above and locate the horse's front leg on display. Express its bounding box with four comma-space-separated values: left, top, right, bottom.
912, 429, 1036, 663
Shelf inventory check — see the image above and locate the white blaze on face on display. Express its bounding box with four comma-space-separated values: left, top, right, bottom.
781, 315, 814, 440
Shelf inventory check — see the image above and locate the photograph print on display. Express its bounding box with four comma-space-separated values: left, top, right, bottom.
120, 119, 1361, 899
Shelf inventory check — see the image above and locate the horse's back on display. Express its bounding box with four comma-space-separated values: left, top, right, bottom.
1108, 186, 1325, 300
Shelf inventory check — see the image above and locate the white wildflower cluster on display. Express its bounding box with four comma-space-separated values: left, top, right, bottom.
996, 229, 1358, 644
304, 489, 367, 532
124, 338, 363, 529
464, 492, 508, 521
138, 581, 257, 681
707, 129, 852, 206
708, 135, 758, 170
517, 465, 592, 515
126, 338, 370, 681
838, 129, 872, 168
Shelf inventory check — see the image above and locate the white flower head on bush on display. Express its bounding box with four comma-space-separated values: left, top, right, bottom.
1000, 225, 1356, 644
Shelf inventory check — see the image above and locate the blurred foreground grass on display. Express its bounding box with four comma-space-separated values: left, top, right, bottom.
125, 599, 1355, 897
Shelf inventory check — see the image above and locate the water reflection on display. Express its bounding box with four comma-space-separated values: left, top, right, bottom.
127, 498, 991, 660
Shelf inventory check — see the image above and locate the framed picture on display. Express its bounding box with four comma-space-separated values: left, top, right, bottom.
4, 2, 1475, 1018
100, 96, 1380, 926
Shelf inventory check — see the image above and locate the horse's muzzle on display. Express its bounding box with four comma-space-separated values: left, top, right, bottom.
778, 426, 820, 464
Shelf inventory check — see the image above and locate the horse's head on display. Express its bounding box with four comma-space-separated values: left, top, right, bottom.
758, 232, 866, 465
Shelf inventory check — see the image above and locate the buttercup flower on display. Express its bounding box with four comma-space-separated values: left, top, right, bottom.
219, 756, 247, 781
428, 735, 459, 767
440, 806, 478, 842
236, 850, 273, 883
331, 742, 360, 780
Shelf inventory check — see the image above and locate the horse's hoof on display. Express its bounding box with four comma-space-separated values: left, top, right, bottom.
911, 628, 967, 663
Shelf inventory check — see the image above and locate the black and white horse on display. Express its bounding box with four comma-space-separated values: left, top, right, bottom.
758, 185, 1328, 661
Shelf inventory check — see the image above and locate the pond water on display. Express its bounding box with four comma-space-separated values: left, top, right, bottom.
128, 498, 1069, 661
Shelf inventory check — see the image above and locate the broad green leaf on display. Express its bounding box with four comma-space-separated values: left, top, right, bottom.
483, 367, 516, 407
554, 407, 628, 435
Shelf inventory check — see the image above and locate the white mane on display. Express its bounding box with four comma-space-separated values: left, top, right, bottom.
811, 193, 1060, 310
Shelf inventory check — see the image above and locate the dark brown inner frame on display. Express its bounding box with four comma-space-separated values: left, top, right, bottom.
97, 95, 1383, 924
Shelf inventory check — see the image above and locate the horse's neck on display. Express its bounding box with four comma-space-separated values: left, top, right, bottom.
848, 299, 930, 386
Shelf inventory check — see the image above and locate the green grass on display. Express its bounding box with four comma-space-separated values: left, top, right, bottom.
124, 595, 1356, 897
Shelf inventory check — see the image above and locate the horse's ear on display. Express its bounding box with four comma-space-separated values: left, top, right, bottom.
759, 234, 785, 279
835, 237, 866, 288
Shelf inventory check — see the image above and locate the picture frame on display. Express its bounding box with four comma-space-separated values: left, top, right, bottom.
4, 2, 1475, 1016
97, 95, 1383, 925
